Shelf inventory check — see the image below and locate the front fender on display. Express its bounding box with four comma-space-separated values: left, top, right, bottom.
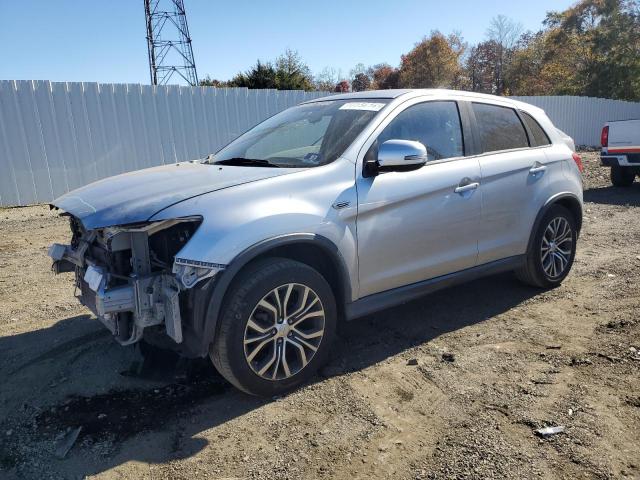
149, 159, 357, 269
148, 159, 358, 356
175, 209, 354, 267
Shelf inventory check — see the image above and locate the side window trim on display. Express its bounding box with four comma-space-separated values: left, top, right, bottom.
454, 101, 467, 157
458, 100, 481, 156
514, 110, 533, 148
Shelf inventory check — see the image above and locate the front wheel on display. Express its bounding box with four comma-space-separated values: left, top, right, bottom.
210, 258, 336, 396
516, 205, 577, 288
611, 166, 635, 187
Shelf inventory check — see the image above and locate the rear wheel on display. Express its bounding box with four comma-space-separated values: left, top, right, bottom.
611, 166, 635, 187
516, 205, 577, 288
210, 258, 336, 396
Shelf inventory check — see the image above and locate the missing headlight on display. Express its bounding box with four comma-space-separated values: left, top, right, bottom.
147, 219, 202, 271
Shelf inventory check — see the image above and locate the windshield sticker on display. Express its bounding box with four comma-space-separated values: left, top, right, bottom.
339, 102, 386, 112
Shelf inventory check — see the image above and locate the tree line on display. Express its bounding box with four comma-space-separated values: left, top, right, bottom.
200, 0, 640, 101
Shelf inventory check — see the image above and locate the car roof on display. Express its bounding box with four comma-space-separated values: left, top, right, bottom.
304, 89, 412, 101
303, 88, 544, 115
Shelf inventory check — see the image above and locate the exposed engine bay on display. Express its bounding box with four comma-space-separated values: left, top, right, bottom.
48, 214, 221, 347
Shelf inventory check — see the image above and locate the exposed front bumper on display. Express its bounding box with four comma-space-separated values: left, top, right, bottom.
76, 264, 183, 345
47, 222, 187, 346
48, 215, 224, 353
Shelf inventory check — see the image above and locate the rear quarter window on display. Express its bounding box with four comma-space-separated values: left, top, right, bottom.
521, 111, 551, 146
472, 103, 529, 153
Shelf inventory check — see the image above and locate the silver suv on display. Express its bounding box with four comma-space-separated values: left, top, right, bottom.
49, 89, 583, 396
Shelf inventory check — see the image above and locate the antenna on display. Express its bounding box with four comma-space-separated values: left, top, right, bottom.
144, 0, 199, 86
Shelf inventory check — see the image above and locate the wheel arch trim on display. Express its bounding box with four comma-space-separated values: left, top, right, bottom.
527, 192, 583, 254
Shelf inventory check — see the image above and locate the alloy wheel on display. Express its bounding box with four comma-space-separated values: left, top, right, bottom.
243, 283, 325, 381
540, 217, 573, 278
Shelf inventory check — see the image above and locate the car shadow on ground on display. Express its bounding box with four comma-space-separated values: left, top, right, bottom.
583, 184, 640, 207
0, 272, 542, 478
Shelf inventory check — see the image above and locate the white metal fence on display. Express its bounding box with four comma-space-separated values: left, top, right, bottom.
0, 80, 327, 206
1, 81, 639, 206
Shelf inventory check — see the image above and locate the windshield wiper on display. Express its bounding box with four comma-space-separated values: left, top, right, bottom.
214, 157, 281, 168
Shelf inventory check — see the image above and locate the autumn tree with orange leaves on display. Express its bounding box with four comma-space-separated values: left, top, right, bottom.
398, 31, 466, 89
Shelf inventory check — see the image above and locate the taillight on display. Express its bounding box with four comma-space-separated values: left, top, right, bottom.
601, 125, 609, 148
572, 152, 584, 173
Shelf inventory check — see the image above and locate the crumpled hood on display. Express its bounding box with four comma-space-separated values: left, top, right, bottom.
52, 162, 297, 229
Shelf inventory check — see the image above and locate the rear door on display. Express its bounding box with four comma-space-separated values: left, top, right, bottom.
470, 102, 550, 264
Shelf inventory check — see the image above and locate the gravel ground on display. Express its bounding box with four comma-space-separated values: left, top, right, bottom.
0, 152, 639, 479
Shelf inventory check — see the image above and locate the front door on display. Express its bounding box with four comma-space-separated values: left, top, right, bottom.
356, 100, 481, 298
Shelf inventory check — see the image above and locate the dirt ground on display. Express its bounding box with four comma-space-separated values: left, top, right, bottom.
0, 152, 638, 480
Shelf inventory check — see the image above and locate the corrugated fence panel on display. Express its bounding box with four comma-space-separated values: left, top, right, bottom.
0, 80, 331, 206
2, 82, 639, 206
511, 95, 640, 146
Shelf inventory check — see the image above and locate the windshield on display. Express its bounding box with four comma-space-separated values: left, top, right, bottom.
210, 99, 390, 168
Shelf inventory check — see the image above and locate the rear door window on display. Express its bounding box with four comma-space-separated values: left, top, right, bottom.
521, 111, 551, 147
376, 101, 464, 161
472, 103, 529, 153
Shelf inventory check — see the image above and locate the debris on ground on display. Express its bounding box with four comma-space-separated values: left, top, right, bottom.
441, 352, 455, 363
597, 352, 622, 362
627, 397, 640, 408
534, 426, 565, 438
570, 356, 593, 366
54, 427, 82, 459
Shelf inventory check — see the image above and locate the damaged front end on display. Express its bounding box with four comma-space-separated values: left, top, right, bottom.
48, 215, 223, 348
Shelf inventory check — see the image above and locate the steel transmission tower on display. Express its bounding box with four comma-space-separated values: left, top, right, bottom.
144, 0, 199, 86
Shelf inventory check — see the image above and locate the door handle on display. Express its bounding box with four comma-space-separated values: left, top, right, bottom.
529, 164, 547, 174
454, 182, 480, 194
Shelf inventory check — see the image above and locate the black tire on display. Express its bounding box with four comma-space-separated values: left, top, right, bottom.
516, 204, 577, 288
611, 166, 635, 187
210, 257, 337, 396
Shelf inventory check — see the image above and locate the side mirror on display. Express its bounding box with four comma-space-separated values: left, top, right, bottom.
377, 139, 428, 173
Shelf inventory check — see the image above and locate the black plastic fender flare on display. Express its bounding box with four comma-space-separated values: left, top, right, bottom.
526, 192, 583, 255
188, 233, 351, 357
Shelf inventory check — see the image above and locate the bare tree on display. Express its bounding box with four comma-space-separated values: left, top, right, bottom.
486, 15, 523, 94
487, 15, 523, 50
349, 63, 368, 79
314, 67, 340, 91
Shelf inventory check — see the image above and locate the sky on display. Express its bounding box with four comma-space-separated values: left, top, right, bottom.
0, 0, 576, 85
